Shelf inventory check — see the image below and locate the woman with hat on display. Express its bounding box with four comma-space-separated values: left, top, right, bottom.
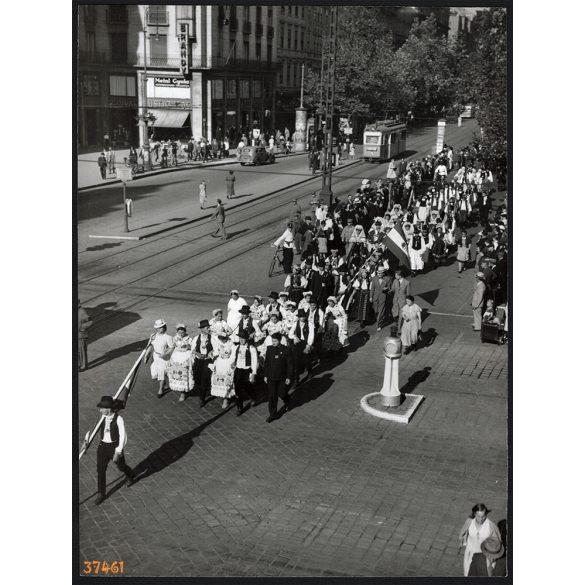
325, 296, 349, 347
209, 309, 231, 350
209, 328, 236, 409
458, 503, 502, 576
298, 290, 313, 314
259, 312, 287, 360
249, 295, 267, 327
144, 319, 174, 397
167, 324, 195, 402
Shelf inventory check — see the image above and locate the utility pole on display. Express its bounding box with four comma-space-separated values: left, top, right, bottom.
141, 9, 152, 171
319, 6, 338, 208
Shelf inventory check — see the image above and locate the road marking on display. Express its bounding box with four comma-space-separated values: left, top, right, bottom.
88, 234, 141, 240
425, 311, 472, 318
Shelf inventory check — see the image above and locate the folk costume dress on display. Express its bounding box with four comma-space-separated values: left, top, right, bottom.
210, 339, 236, 399
351, 274, 371, 323
150, 332, 174, 381
209, 317, 231, 350
409, 234, 425, 271
320, 320, 342, 352
168, 334, 195, 392
325, 303, 349, 347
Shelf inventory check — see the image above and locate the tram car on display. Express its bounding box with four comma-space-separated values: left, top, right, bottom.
362, 119, 407, 162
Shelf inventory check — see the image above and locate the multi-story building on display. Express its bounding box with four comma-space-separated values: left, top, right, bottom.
78, 4, 279, 150
448, 7, 479, 46
275, 4, 325, 130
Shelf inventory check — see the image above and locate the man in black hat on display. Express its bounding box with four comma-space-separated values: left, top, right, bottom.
288, 309, 315, 384
85, 396, 135, 505
192, 320, 213, 407
235, 304, 259, 340
233, 331, 258, 416
263, 332, 293, 423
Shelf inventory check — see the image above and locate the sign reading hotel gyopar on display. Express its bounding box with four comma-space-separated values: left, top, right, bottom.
154, 77, 190, 88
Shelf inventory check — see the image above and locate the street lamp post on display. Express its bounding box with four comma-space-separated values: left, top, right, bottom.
319, 6, 338, 208
141, 15, 153, 171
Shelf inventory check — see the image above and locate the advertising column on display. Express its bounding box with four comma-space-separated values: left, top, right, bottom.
294, 107, 307, 152
436, 118, 446, 154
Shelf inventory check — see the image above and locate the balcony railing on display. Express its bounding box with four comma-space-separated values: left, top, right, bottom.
255, 23, 264, 36
243, 21, 252, 35
78, 52, 280, 71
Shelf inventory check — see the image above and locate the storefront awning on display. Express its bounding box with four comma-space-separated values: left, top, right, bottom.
150, 109, 190, 128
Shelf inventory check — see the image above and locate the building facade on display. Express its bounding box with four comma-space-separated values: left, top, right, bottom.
275, 5, 324, 130
78, 4, 279, 150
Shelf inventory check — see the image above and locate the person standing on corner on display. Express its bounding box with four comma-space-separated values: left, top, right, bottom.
226, 170, 236, 200
370, 266, 392, 332
471, 272, 486, 331
263, 332, 294, 423
84, 395, 136, 506
192, 319, 213, 408
272, 222, 295, 275
391, 268, 411, 332
210, 199, 227, 240
198, 180, 207, 210
97, 151, 107, 180
78, 299, 93, 371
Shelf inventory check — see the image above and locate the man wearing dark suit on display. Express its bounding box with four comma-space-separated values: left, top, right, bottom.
370, 266, 392, 332
391, 268, 411, 331
263, 332, 294, 423
477, 192, 492, 227
308, 263, 334, 309
211, 199, 227, 240
192, 320, 214, 407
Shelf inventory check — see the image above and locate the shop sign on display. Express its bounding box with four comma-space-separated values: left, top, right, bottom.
154, 77, 190, 88
178, 23, 189, 76
147, 98, 192, 109
109, 97, 138, 108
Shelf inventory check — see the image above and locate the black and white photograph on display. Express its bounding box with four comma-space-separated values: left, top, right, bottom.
75, 1, 510, 579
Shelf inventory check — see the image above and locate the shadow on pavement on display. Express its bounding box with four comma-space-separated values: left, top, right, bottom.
420, 327, 438, 348
86, 302, 142, 343
85, 242, 123, 252
87, 338, 149, 370
229, 193, 255, 200
129, 409, 229, 486
291, 372, 334, 409
400, 366, 432, 394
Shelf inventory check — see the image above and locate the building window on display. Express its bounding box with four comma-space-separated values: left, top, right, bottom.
268, 7, 273, 22
281, 6, 285, 16
147, 5, 169, 26
295, 6, 298, 18
300, 32, 304, 51
226, 79, 237, 99
256, 43, 261, 62
82, 73, 100, 96
240, 79, 250, 98
256, 6, 261, 22
288, 25, 292, 49
294, 26, 298, 51
109, 75, 136, 97
302, 7, 304, 18
253, 79, 262, 98
280, 26, 284, 49
110, 33, 127, 64
278, 70, 283, 85
264, 79, 272, 99
267, 44, 272, 66
212, 79, 224, 100
243, 41, 250, 62
85, 31, 96, 56
244, 6, 250, 20
149, 35, 167, 65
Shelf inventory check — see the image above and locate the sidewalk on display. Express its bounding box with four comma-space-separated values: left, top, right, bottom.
78, 147, 307, 191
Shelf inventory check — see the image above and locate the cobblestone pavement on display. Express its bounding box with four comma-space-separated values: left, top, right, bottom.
78, 302, 507, 577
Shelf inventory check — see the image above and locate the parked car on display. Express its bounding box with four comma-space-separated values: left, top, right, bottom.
239, 145, 275, 166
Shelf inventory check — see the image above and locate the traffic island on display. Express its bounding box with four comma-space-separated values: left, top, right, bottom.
360, 337, 424, 424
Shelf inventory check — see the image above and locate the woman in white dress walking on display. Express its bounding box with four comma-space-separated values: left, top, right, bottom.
400, 296, 422, 354
144, 319, 174, 396
167, 324, 194, 401
209, 332, 236, 408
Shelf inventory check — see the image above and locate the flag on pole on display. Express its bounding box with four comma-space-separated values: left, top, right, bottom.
382, 222, 411, 268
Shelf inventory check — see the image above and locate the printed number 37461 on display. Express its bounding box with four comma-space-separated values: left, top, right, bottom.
83, 561, 124, 574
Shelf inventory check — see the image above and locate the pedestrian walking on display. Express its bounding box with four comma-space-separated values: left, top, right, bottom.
226, 170, 236, 199
199, 180, 207, 209
456, 230, 472, 273
84, 395, 136, 506
349, 142, 355, 160
263, 332, 293, 423
97, 152, 107, 179
210, 331, 236, 409
288, 309, 315, 383
391, 269, 410, 330
370, 266, 392, 331
107, 147, 116, 174
458, 503, 502, 576
167, 324, 195, 402
192, 319, 214, 407
233, 331, 258, 416
471, 272, 486, 331
144, 319, 174, 396
210, 199, 227, 240
400, 295, 422, 353
78, 299, 92, 371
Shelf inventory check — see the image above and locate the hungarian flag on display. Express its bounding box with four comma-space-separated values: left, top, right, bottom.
382, 222, 411, 268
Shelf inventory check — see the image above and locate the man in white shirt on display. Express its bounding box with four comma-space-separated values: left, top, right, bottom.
273, 222, 295, 274
86, 395, 135, 505
434, 161, 448, 181
386, 158, 397, 183
233, 331, 258, 415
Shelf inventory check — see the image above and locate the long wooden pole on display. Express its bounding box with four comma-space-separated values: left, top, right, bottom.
79, 339, 152, 460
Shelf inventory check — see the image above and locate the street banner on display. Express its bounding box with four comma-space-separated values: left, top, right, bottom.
382, 223, 411, 268
79, 339, 151, 460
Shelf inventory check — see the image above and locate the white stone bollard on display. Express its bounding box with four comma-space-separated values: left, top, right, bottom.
380, 337, 402, 407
